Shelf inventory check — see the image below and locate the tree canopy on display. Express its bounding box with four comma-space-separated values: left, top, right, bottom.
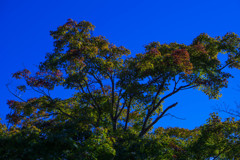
1, 19, 240, 159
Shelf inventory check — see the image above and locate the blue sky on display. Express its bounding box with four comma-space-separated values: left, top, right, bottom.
1, 0, 240, 129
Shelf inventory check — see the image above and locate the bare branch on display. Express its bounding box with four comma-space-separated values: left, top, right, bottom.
6, 84, 26, 102
139, 102, 178, 137
163, 113, 186, 120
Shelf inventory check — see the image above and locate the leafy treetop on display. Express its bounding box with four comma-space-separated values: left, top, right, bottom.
7, 19, 240, 138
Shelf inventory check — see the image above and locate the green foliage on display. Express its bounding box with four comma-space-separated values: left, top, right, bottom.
1, 115, 239, 159
2, 19, 240, 159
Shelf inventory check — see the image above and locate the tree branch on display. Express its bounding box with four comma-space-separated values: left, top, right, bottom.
124, 97, 133, 131
83, 79, 101, 111
6, 84, 26, 102
140, 83, 192, 137
139, 102, 178, 137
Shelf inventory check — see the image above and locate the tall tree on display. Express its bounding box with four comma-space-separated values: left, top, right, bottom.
7, 19, 240, 139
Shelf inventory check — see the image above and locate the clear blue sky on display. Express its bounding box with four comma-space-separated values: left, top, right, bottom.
1, 0, 240, 129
